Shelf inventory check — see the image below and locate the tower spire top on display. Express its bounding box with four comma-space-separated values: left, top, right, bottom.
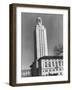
36, 17, 42, 25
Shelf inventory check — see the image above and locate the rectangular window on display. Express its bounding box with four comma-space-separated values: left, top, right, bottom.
45, 62, 47, 67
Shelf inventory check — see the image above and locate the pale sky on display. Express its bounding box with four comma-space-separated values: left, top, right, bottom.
21, 13, 63, 70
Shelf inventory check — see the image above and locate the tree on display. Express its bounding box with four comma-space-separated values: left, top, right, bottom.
54, 44, 63, 56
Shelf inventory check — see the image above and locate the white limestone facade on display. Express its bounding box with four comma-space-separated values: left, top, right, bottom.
35, 17, 48, 60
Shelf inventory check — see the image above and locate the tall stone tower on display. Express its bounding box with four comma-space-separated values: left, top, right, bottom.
34, 17, 48, 60
30, 17, 48, 76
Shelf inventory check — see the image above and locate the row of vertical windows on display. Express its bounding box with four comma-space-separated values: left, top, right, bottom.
42, 68, 63, 72
22, 71, 31, 76
39, 29, 46, 57
44, 60, 63, 67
